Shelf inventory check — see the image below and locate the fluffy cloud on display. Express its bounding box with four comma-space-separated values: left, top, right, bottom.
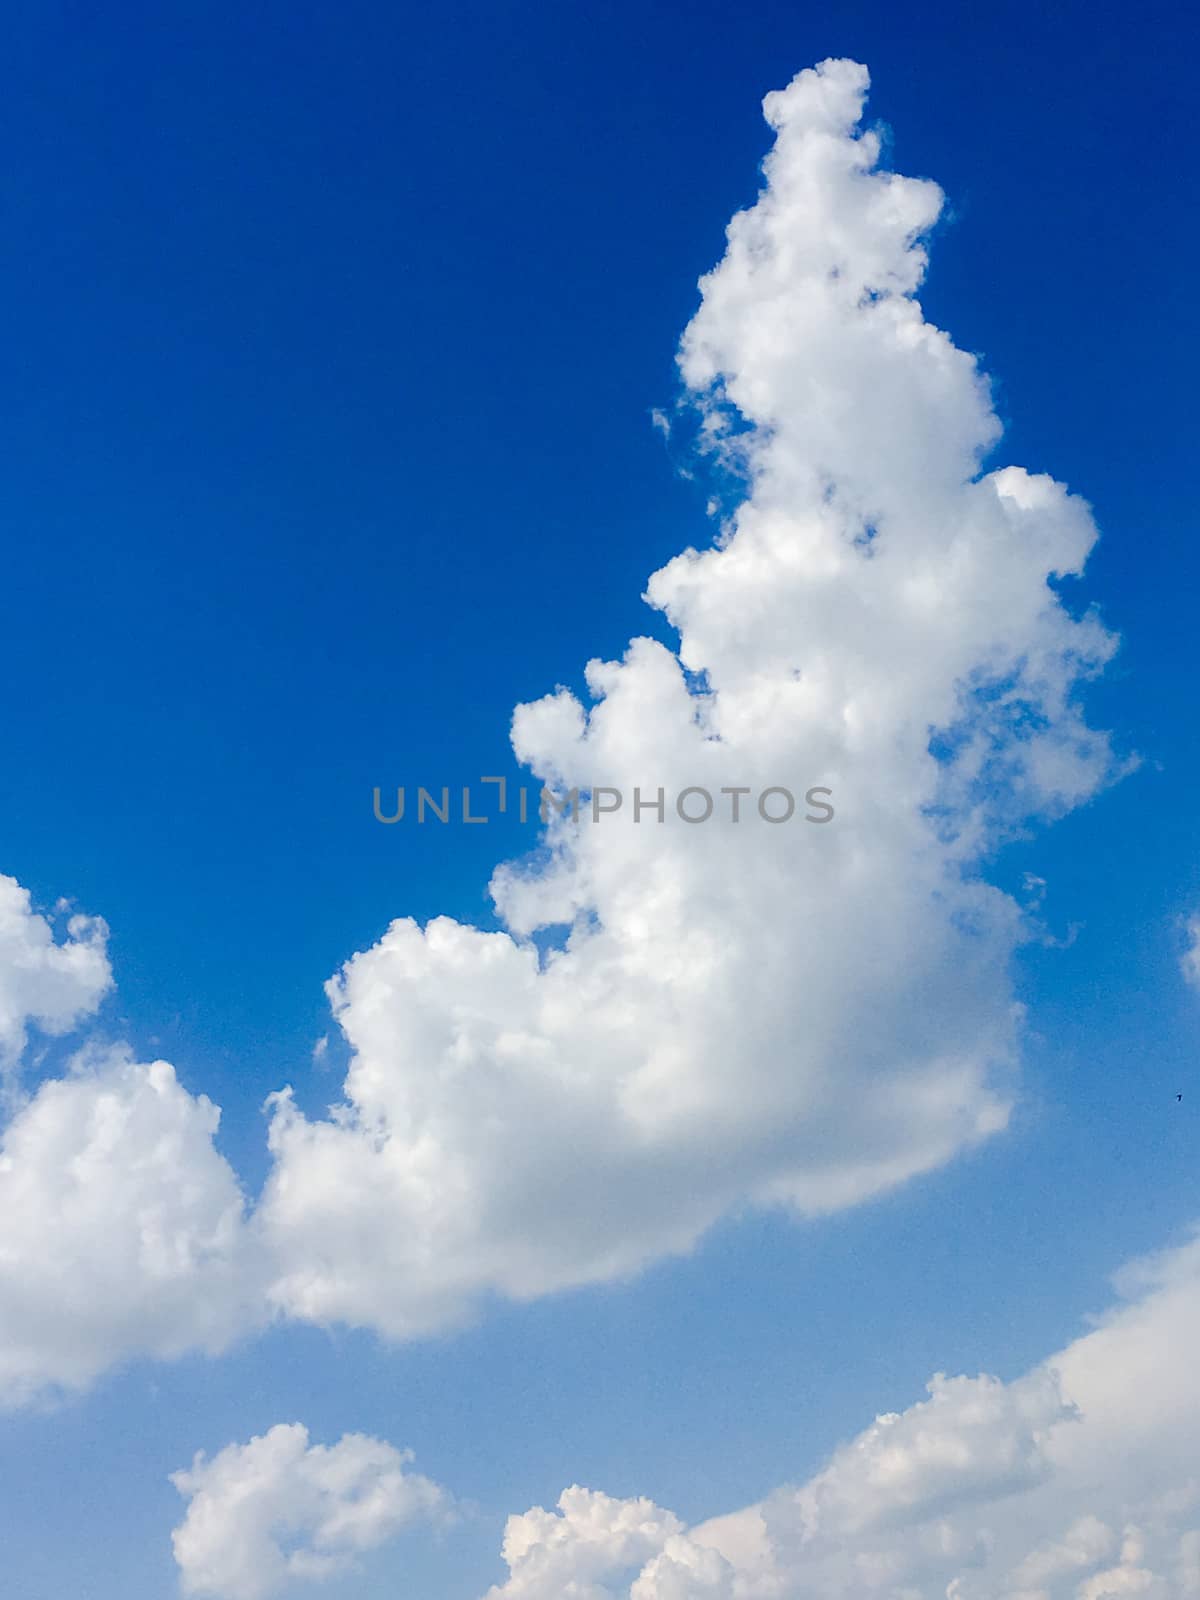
480, 1229, 1200, 1598
0, 57, 1129, 1407
170, 1424, 448, 1600
257, 59, 1121, 1339
0, 1047, 258, 1405
483, 1487, 686, 1600
0, 872, 111, 1078
778, 1369, 1072, 1542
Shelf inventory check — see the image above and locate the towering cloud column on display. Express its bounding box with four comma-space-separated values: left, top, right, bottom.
259, 59, 1122, 1339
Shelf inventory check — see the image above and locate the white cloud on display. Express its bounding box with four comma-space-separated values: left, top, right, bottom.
1181, 914, 1200, 990
0, 1047, 258, 1406
479, 1229, 1200, 1599
778, 1368, 1073, 1542
257, 58, 1121, 1339
0, 872, 111, 1078
0, 56, 1132, 1409
484, 1486, 686, 1600
170, 1424, 448, 1600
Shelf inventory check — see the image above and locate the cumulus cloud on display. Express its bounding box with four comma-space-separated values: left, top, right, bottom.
0, 872, 111, 1079
0, 1047, 258, 1406
0, 56, 1129, 1407
479, 1229, 1200, 1598
170, 1424, 448, 1600
482, 1486, 686, 1600
779, 1368, 1073, 1543
257, 58, 1121, 1339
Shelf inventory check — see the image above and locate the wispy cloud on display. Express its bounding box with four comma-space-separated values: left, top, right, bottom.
1181, 912, 1200, 989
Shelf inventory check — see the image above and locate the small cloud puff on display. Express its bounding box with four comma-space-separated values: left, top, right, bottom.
171, 1423, 449, 1600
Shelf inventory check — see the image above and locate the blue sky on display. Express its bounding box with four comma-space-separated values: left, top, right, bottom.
2, 4, 1199, 1597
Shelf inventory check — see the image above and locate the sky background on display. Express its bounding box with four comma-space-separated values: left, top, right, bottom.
1, 1, 1198, 1595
